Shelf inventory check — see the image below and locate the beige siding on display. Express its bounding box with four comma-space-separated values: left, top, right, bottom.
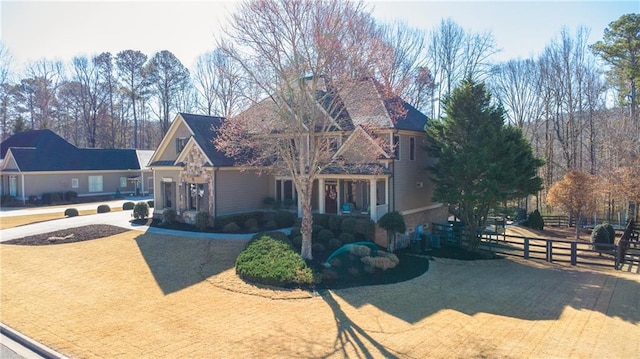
392, 133, 435, 212
21, 171, 138, 199
152, 169, 181, 213
156, 120, 193, 162
216, 169, 269, 215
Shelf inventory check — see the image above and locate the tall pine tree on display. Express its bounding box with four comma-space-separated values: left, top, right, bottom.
425, 79, 543, 250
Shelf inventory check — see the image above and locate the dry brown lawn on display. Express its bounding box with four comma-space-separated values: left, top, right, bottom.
0, 208, 123, 229
1, 230, 639, 358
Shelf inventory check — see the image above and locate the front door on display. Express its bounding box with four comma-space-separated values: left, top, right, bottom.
163, 182, 173, 208
325, 183, 337, 214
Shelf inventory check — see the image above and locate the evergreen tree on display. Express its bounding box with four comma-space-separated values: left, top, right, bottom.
425, 79, 543, 250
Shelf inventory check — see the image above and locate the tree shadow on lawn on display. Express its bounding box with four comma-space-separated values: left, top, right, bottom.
134, 232, 247, 295
332, 258, 640, 325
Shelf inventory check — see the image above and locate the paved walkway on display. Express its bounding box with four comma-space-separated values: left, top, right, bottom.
1, 205, 639, 358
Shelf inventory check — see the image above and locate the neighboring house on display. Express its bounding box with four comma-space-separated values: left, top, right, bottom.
0, 129, 154, 204
149, 78, 447, 242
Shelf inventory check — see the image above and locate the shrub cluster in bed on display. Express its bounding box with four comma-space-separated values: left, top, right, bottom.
591, 222, 615, 251
235, 234, 316, 287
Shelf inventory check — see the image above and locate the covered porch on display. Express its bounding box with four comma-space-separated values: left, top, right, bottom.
310, 176, 389, 222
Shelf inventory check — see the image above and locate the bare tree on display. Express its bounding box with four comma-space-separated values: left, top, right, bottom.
193, 48, 245, 118
216, 0, 397, 260
426, 18, 497, 119
147, 50, 191, 135
116, 50, 149, 148
0, 42, 14, 140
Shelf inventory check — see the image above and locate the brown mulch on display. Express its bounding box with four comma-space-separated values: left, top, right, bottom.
2, 225, 130, 246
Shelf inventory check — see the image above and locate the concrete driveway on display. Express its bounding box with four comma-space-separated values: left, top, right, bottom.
1, 227, 639, 358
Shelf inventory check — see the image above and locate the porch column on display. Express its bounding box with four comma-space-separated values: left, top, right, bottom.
318, 178, 325, 214
21, 174, 26, 205
369, 178, 377, 222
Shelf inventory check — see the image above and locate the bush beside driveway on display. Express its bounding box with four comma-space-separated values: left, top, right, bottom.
1, 230, 639, 358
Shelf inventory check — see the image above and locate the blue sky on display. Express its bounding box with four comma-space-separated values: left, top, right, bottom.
1, 0, 638, 72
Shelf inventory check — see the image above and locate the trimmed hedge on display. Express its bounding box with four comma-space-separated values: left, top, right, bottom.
526, 209, 544, 230
147, 200, 154, 208
236, 235, 315, 287
97, 204, 111, 213
64, 208, 79, 217
163, 208, 178, 224
195, 211, 211, 231
122, 201, 135, 210
591, 223, 614, 251
274, 210, 295, 228
133, 202, 149, 219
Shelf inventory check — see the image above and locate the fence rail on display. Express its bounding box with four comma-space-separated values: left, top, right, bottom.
477, 233, 640, 270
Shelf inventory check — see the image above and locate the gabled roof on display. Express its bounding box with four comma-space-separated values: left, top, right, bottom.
1, 129, 149, 172
1, 129, 76, 159
178, 113, 236, 167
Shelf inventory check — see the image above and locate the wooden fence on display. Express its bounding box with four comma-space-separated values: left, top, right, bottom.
477, 233, 640, 270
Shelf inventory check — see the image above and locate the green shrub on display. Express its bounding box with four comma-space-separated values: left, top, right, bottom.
317, 229, 334, 244
64, 191, 78, 202
526, 209, 544, 230
163, 208, 178, 224
290, 226, 301, 237
42, 192, 63, 204
602, 222, 616, 243
339, 232, 355, 244
313, 213, 330, 228
274, 210, 295, 228
292, 235, 302, 249
122, 201, 135, 210
328, 215, 343, 232
252, 231, 289, 243
223, 222, 241, 233
64, 208, 79, 217
340, 217, 358, 234
312, 224, 325, 239
97, 204, 111, 213
133, 202, 149, 219
1, 195, 15, 205
591, 223, 614, 251
378, 211, 406, 235
263, 220, 278, 230
147, 200, 154, 208
282, 198, 296, 209
263, 196, 276, 208
195, 211, 211, 231
235, 235, 315, 287
328, 238, 343, 250
216, 212, 263, 230
244, 217, 258, 230
312, 242, 326, 253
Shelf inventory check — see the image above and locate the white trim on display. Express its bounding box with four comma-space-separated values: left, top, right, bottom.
333, 126, 390, 160
174, 137, 213, 166
0, 150, 21, 171
400, 203, 445, 216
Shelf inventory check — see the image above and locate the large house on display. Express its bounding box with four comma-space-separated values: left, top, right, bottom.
149, 78, 447, 241
0, 129, 153, 204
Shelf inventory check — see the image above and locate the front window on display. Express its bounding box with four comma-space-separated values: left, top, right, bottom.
88, 176, 103, 192
71, 178, 79, 189
409, 137, 415, 161
188, 183, 205, 211
9, 176, 17, 196
176, 137, 189, 154
276, 179, 296, 202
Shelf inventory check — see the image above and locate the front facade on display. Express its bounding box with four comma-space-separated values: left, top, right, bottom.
150, 79, 447, 235
0, 129, 153, 204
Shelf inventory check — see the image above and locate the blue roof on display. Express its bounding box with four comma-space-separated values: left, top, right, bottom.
179, 113, 237, 167
1, 130, 143, 172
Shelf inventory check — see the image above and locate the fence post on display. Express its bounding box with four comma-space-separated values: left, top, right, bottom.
546, 240, 553, 263
524, 238, 529, 259
570, 242, 577, 266
615, 244, 620, 270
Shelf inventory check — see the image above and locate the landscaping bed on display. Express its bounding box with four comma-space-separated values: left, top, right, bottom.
2, 225, 129, 245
